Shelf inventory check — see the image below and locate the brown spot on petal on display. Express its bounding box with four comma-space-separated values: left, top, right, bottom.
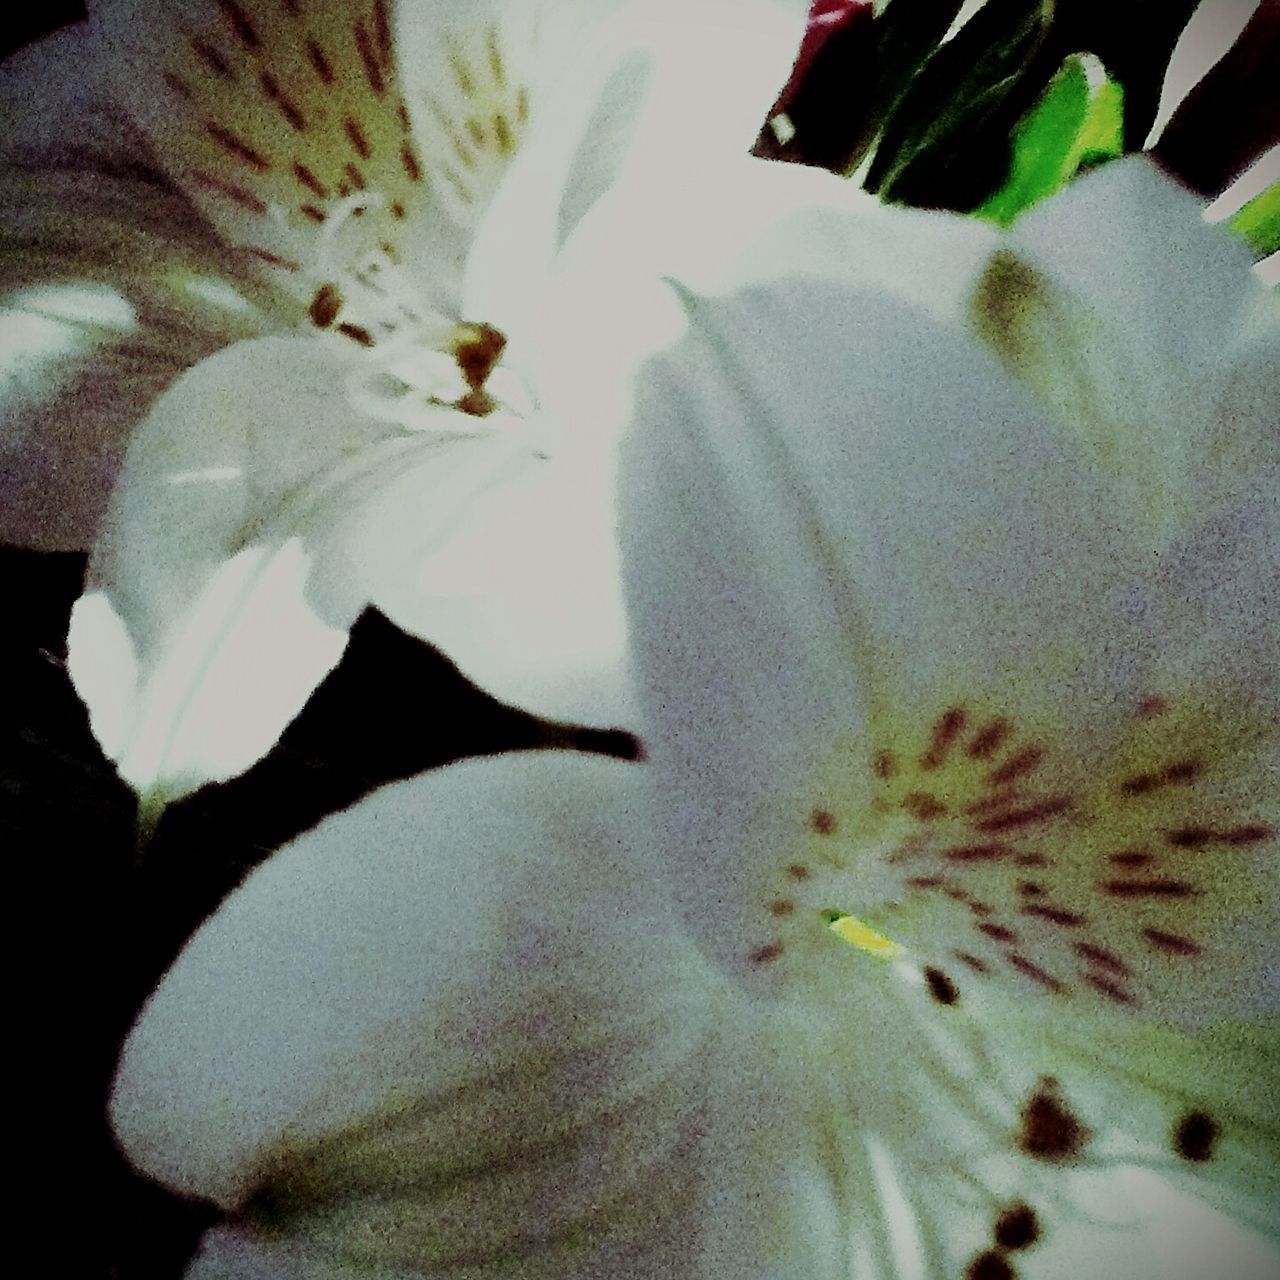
973, 797, 1071, 833
994, 1203, 1040, 1251
921, 707, 966, 770
810, 809, 837, 835
787, 864, 810, 881
988, 746, 1044, 787
1018, 1081, 1089, 1160
308, 284, 342, 328
967, 717, 1011, 759
903, 792, 947, 821
1074, 942, 1130, 975
768, 900, 794, 917
923, 966, 959, 1005
1173, 1111, 1219, 1162
967, 1250, 1016, 1280
1142, 928, 1201, 956
748, 942, 783, 965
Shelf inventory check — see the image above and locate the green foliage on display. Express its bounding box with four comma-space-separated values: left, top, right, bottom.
866, 0, 1055, 203
975, 53, 1124, 227
1228, 182, 1280, 261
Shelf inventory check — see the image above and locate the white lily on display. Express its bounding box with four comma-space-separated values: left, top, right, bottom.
112, 157, 1279, 1278
0, 0, 809, 807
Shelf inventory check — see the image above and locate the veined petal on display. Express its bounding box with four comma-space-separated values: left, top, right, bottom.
0, 24, 276, 549
111, 752, 757, 1279
89, 0, 463, 321
397, 0, 809, 357
971, 156, 1279, 550
620, 219, 1277, 1028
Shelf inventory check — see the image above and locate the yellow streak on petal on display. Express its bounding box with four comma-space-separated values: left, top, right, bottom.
829, 914, 902, 959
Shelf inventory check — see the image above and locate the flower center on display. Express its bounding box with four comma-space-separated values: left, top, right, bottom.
302, 195, 534, 434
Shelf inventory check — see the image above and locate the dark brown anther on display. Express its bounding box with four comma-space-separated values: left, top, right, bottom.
452, 321, 507, 391
308, 284, 342, 329
455, 389, 497, 418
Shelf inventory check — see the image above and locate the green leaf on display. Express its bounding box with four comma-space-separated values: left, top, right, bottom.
975, 52, 1124, 227
867, 0, 1054, 203
1228, 182, 1280, 261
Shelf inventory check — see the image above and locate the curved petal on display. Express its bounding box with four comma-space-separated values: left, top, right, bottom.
619, 216, 1277, 1029
409, 0, 809, 358
0, 23, 277, 549
331, 438, 636, 727
66, 334, 404, 802
110, 752, 761, 1278
89, 0, 463, 322
72, 333, 634, 799
971, 156, 1279, 547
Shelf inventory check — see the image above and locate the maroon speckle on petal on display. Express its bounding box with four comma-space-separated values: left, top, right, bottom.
787, 863, 810, 881
1109, 850, 1154, 868
769, 899, 795, 917
923, 966, 959, 1005
946, 842, 1010, 863
1173, 1111, 1219, 1162
1166, 826, 1215, 849
1223, 824, 1273, 845
207, 123, 271, 171
988, 746, 1045, 787
1083, 972, 1136, 1005
1021, 904, 1086, 928
921, 707, 966, 770
903, 792, 947, 821
967, 1249, 1016, 1280
216, 0, 260, 49
307, 38, 336, 84
994, 1203, 1041, 1250
967, 717, 1011, 759
1018, 1080, 1089, 1159
973, 797, 1072, 833
955, 951, 991, 974
1103, 879, 1197, 898
1142, 929, 1202, 956
191, 37, 234, 79
979, 922, 1019, 943
1006, 953, 1067, 993
873, 749, 897, 779
748, 942, 784, 965
1073, 942, 1131, 975
810, 809, 837, 835
344, 116, 373, 159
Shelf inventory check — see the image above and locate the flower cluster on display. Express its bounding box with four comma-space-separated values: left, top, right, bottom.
3, 2, 1276, 1277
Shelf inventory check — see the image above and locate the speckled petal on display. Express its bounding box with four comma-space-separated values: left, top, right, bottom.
0, 23, 276, 549
620, 207, 1277, 1029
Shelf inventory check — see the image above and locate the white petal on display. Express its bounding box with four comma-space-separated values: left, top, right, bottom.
399, 0, 809, 356
69, 335, 383, 801
333, 437, 637, 726
0, 24, 275, 549
972, 155, 1279, 548
111, 752, 762, 1278
619, 211, 1277, 1028
89, 0, 460, 319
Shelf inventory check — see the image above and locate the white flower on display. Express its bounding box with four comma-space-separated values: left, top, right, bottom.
0, 0, 809, 807
111, 157, 1280, 1277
